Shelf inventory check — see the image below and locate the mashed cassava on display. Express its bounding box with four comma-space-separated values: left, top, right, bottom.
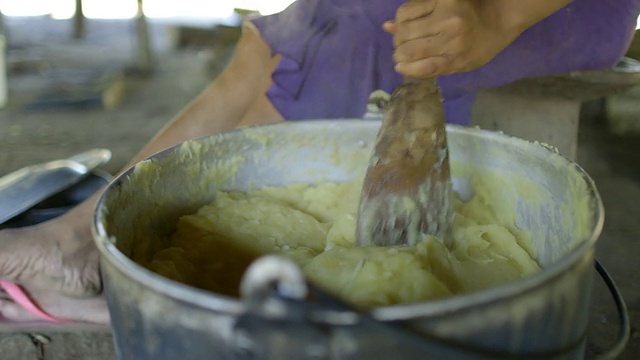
143, 175, 540, 309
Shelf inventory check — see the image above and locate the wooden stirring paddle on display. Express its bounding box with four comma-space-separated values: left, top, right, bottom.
356, 78, 453, 246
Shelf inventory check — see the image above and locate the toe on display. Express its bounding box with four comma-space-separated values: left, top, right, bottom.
0, 285, 110, 325
0, 298, 41, 322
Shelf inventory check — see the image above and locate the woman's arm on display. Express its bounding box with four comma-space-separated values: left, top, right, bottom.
74, 21, 284, 238
485, 0, 573, 35
386, 0, 574, 77
126, 22, 282, 167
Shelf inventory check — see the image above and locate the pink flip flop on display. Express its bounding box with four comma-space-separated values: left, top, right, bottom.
0, 280, 68, 323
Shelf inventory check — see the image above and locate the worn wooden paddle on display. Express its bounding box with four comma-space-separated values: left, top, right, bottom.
356, 78, 453, 246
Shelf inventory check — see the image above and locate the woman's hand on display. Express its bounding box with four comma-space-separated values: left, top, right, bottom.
385, 0, 573, 78
385, 0, 520, 78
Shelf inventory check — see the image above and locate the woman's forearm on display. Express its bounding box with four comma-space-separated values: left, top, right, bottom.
484, 0, 573, 35
125, 23, 280, 168
62, 23, 280, 221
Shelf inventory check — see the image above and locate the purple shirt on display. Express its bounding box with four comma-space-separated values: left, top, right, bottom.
251, 0, 640, 124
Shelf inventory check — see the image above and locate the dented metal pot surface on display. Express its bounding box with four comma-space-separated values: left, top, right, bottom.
94, 120, 604, 360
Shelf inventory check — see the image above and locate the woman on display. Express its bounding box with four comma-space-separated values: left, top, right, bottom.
0, 0, 637, 324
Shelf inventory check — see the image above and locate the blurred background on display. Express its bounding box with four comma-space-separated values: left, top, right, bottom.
0, 1, 638, 359
0, 0, 296, 18
0, 0, 301, 175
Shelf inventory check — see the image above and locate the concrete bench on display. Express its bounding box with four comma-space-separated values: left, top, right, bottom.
471, 57, 640, 160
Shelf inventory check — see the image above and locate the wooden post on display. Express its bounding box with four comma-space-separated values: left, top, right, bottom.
73, 0, 85, 39
135, 0, 154, 75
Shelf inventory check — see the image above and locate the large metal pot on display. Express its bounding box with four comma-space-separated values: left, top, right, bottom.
94, 120, 605, 359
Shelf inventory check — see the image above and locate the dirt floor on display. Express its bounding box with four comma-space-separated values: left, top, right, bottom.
0, 16, 638, 360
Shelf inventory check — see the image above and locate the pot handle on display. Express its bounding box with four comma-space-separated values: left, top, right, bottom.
232, 256, 500, 359
363, 90, 390, 120
592, 259, 630, 360
231, 256, 630, 360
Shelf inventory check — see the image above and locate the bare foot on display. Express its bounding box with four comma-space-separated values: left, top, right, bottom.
0, 206, 102, 298
0, 285, 110, 324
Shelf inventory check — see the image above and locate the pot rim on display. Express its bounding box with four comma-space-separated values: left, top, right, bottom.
93, 120, 604, 321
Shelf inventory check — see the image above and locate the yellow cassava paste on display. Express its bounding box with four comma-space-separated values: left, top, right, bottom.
143, 175, 541, 309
